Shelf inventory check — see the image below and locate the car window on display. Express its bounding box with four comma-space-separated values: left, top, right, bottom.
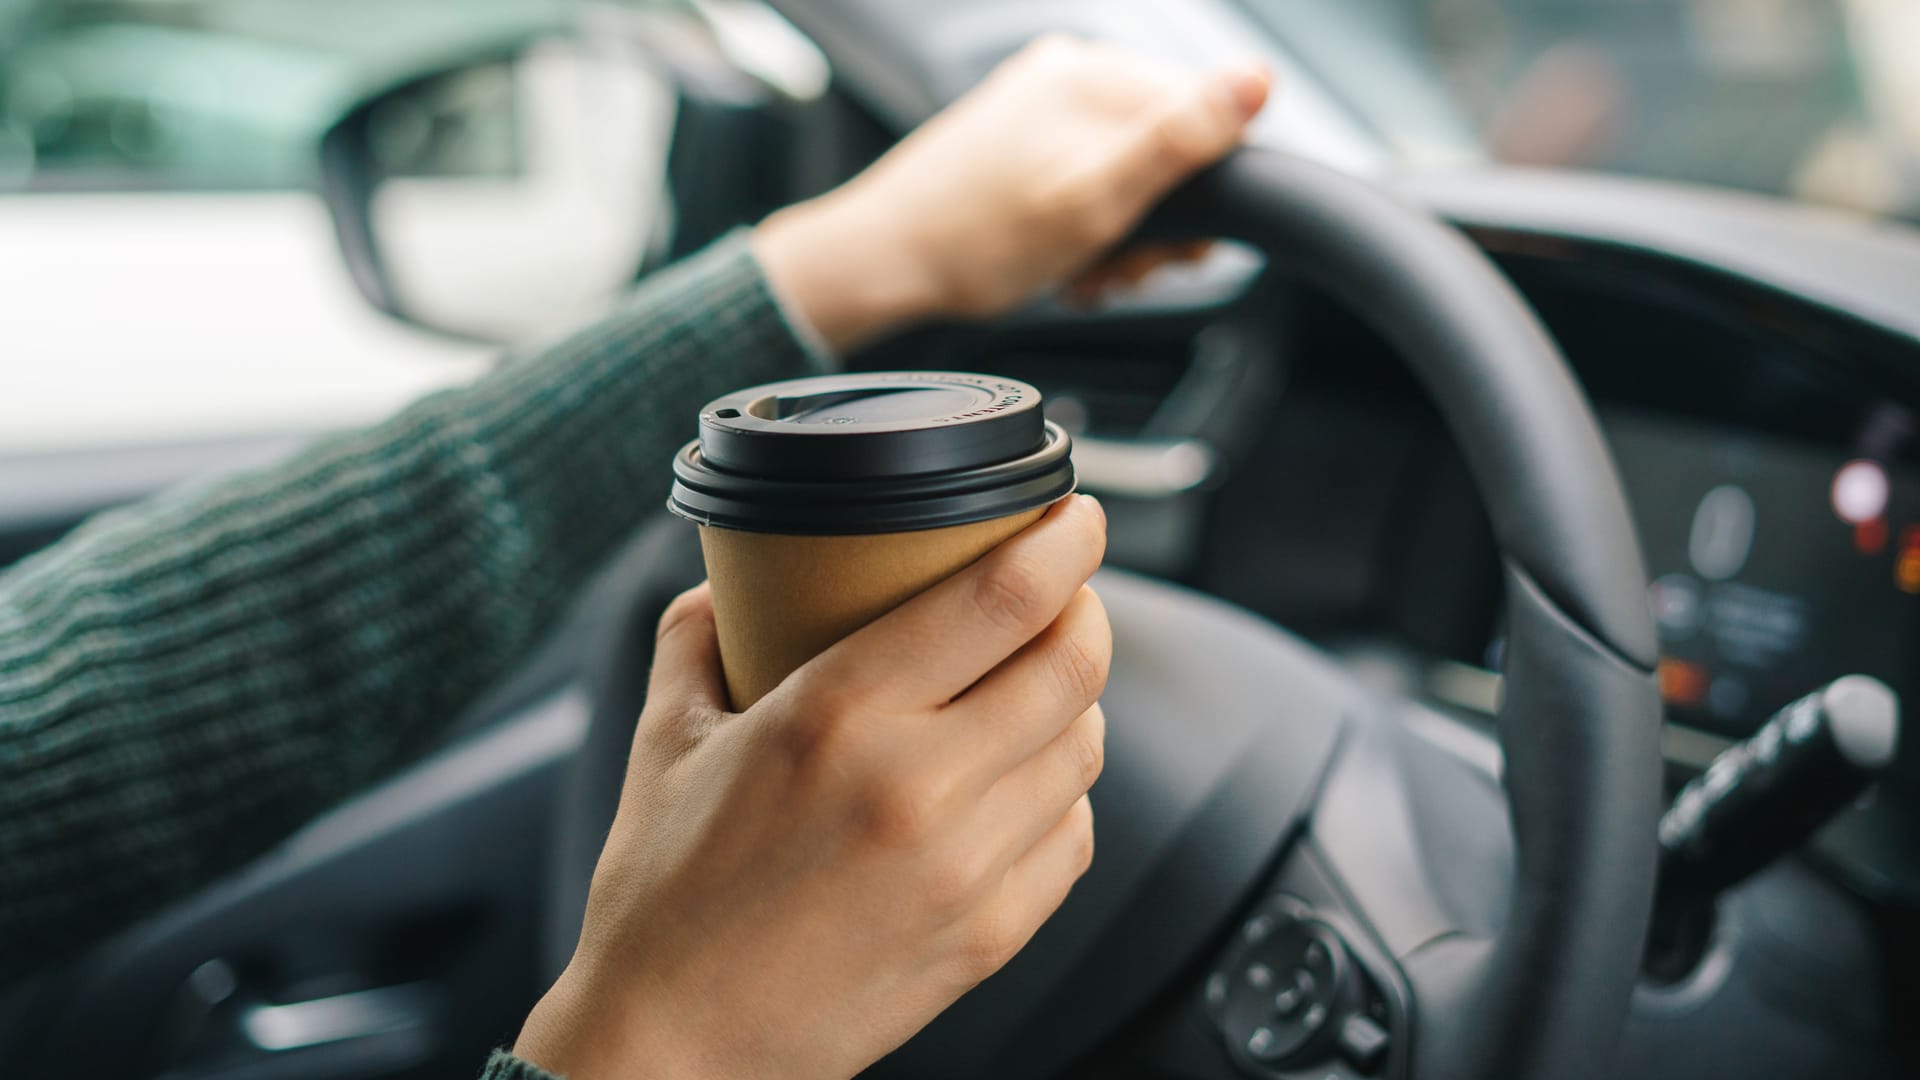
0, 0, 638, 456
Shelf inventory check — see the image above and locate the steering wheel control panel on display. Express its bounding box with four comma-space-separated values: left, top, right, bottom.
1202, 893, 1404, 1079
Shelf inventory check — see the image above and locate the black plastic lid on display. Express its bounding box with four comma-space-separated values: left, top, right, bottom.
668, 372, 1075, 535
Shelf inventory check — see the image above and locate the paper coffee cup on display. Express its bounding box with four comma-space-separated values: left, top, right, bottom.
667, 372, 1076, 710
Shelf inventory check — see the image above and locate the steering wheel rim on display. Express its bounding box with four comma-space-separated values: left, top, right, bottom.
1146, 148, 1662, 1078
1152, 147, 1666, 1068
553, 148, 1664, 1080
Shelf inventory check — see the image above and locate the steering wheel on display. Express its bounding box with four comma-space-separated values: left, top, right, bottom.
549, 147, 1664, 1080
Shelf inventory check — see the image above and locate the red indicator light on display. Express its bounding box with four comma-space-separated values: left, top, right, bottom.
1658, 658, 1708, 707
1857, 517, 1889, 555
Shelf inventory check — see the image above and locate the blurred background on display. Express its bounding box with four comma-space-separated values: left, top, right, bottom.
1, 0, 1916, 456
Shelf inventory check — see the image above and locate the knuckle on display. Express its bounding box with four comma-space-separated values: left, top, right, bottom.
1036, 170, 1122, 246
655, 588, 712, 642
1047, 619, 1111, 707
975, 551, 1049, 634
1077, 585, 1114, 655
857, 779, 941, 850
1063, 712, 1106, 790
1025, 32, 1080, 60
769, 704, 832, 771
922, 850, 989, 917
1070, 798, 1097, 874
782, 664, 855, 721
1147, 92, 1227, 166
1147, 107, 1206, 165
958, 911, 1022, 981
766, 674, 846, 759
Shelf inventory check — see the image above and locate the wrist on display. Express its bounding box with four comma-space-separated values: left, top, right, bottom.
751, 191, 942, 354
514, 965, 705, 1080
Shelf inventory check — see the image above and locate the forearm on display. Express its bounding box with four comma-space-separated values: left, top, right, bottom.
0, 233, 827, 978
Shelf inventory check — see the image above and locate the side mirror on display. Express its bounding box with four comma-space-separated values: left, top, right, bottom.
320, 35, 678, 344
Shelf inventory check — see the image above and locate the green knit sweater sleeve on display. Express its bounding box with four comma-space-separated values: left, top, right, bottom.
0, 232, 829, 979
479, 1049, 562, 1080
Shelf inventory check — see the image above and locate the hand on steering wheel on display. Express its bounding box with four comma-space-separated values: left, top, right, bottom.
751, 35, 1271, 353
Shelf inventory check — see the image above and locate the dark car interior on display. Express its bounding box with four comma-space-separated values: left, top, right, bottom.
5, 0, 1920, 1078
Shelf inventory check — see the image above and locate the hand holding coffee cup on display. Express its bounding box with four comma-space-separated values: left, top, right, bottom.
518, 432, 1108, 1080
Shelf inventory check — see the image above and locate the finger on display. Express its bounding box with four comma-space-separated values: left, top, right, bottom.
1066, 241, 1219, 304
1082, 241, 1215, 280
1090, 248, 1169, 291
1113, 60, 1273, 206
947, 587, 1110, 784
806, 494, 1107, 711
1165, 239, 1218, 263
1060, 276, 1107, 309
644, 583, 728, 719
973, 703, 1105, 861
1061, 265, 1135, 307
986, 795, 1096, 959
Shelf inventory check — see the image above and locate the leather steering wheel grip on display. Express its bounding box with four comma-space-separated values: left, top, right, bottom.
1146, 148, 1664, 1080
1148, 151, 1657, 670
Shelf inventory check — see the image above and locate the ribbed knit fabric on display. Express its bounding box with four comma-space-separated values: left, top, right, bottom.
0, 232, 829, 984
480, 1048, 562, 1080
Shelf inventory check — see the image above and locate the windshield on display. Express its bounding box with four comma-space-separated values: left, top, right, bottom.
1238, 0, 1920, 223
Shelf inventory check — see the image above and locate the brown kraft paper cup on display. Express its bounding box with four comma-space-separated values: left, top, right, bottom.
667, 373, 1076, 711
698, 509, 1046, 710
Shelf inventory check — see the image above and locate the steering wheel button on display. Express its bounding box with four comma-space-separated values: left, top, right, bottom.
1338, 1013, 1391, 1074
1300, 1002, 1328, 1033
1245, 962, 1275, 990
1247, 1026, 1280, 1062
1243, 913, 1275, 943
1273, 985, 1304, 1015
1293, 966, 1318, 998
1205, 972, 1228, 1010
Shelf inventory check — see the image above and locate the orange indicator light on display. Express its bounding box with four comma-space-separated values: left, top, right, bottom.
1900, 555, 1920, 594
1899, 526, 1920, 594
1658, 658, 1708, 707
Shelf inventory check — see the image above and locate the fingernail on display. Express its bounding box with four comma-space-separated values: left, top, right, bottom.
1079, 493, 1106, 528
1216, 60, 1272, 121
